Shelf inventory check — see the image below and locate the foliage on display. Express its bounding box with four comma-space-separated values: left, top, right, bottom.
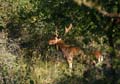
0, 0, 120, 84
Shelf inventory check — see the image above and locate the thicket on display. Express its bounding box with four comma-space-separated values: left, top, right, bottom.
0, 0, 120, 84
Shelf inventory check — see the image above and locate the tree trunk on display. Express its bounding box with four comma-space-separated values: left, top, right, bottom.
106, 19, 116, 84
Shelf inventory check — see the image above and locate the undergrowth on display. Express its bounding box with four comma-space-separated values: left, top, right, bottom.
0, 53, 120, 84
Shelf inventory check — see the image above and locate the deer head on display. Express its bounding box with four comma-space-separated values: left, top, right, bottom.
48, 37, 63, 45
49, 23, 72, 45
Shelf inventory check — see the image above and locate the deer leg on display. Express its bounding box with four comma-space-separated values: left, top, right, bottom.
100, 55, 103, 62
98, 55, 103, 63
67, 57, 73, 71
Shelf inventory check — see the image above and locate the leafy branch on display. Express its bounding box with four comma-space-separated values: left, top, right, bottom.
74, 0, 120, 17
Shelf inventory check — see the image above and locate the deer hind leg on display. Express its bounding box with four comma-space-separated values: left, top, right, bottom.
95, 55, 104, 67
98, 55, 104, 63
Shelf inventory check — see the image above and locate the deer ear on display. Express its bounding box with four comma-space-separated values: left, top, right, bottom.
58, 38, 62, 41
56, 37, 61, 40
55, 37, 61, 40
55, 37, 58, 40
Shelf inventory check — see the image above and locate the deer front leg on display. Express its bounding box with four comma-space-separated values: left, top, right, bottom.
67, 57, 73, 72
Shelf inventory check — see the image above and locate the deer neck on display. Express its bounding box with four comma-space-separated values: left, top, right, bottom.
56, 40, 67, 48
56, 41, 70, 54
56, 40, 65, 47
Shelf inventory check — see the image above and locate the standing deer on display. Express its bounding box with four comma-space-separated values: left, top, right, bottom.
48, 24, 85, 71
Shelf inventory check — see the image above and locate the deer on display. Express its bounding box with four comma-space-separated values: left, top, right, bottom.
48, 24, 85, 71
92, 50, 104, 66
89, 41, 104, 66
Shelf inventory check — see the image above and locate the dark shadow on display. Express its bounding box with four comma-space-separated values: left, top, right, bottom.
54, 74, 85, 84
54, 72, 108, 84
54, 62, 120, 84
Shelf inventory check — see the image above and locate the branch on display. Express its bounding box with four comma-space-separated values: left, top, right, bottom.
74, 0, 120, 17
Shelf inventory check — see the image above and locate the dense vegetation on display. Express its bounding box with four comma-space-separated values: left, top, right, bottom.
0, 0, 120, 84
